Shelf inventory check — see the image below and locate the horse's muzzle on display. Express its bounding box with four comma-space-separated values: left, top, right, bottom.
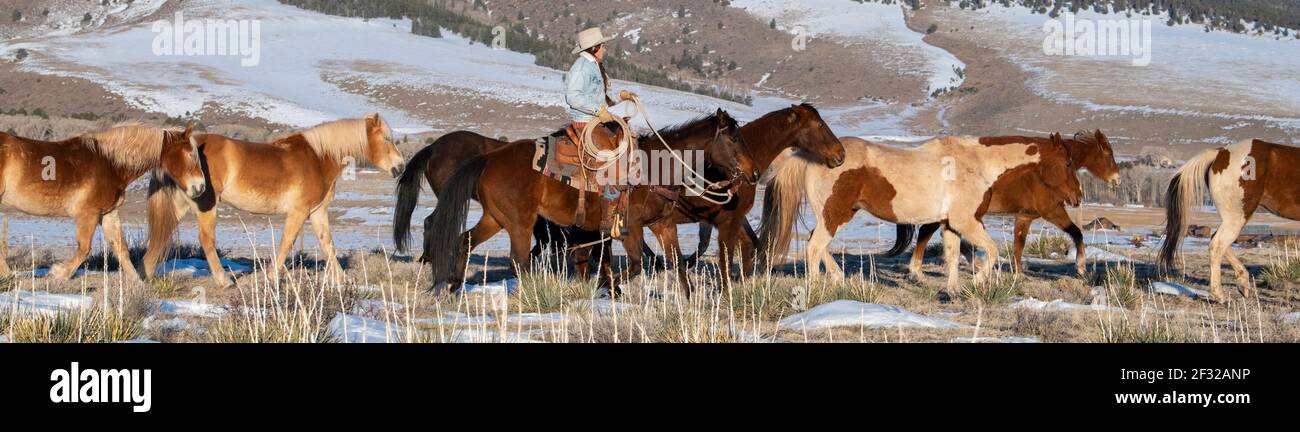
390, 164, 405, 178
188, 183, 206, 198
828, 149, 846, 168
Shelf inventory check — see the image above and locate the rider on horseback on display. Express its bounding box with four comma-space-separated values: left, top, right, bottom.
565, 27, 638, 237
566, 27, 635, 131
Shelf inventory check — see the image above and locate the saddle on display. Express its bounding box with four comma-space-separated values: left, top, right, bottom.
531, 116, 639, 238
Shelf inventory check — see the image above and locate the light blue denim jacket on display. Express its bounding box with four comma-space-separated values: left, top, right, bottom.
565, 52, 617, 123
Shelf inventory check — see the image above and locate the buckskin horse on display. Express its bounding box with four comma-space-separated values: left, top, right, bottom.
886, 130, 1121, 277
760, 135, 1076, 291
142, 114, 406, 285
1160, 139, 1300, 303
394, 104, 846, 281
0, 123, 207, 280
419, 110, 753, 294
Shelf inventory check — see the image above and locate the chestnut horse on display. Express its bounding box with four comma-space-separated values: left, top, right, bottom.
0, 123, 207, 279
887, 130, 1121, 277
142, 114, 406, 285
395, 104, 844, 283
420, 111, 752, 294
648, 103, 845, 276
761, 136, 1076, 291
1160, 139, 1300, 302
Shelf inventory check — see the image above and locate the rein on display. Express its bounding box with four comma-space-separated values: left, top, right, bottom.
627, 95, 734, 205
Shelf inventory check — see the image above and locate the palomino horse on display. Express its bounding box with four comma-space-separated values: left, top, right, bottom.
419, 111, 753, 294
1159, 139, 1300, 303
0, 123, 207, 279
887, 130, 1121, 277
760, 136, 1076, 291
142, 114, 406, 285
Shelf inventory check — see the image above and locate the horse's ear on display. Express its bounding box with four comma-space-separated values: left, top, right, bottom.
1094, 129, 1105, 141
787, 106, 799, 123
183, 122, 195, 137
364, 112, 380, 125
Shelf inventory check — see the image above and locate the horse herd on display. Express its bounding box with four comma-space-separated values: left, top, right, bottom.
0, 106, 1292, 304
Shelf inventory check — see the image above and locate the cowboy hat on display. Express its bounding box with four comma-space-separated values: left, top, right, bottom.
572, 27, 617, 54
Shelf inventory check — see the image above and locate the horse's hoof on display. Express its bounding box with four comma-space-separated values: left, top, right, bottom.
936, 290, 953, 304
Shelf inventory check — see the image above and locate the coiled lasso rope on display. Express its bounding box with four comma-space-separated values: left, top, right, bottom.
577, 96, 736, 205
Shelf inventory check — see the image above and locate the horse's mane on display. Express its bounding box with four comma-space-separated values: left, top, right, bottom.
1071, 130, 1108, 149
637, 113, 734, 149
297, 116, 389, 161
82, 122, 165, 172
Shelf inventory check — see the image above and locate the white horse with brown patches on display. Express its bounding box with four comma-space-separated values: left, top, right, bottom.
760, 136, 1076, 291
1160, 139, 1300, 303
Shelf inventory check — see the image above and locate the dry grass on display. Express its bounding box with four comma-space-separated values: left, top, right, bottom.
1025, 234, 1073, 259
1, 219, 1297, 344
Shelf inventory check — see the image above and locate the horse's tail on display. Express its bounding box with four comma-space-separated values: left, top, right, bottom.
426, 156, 486, 284
883, 224, 916, 257
394, 144, 438, 253
758, 154, 812, 266
1159, 148, 1219, 272
143, 172, 184, 276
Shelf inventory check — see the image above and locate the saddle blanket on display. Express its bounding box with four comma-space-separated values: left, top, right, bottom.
532, 131, 640, 195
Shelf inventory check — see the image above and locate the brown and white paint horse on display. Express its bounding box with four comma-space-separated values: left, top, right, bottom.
0, 124, 207, 279
143, 114, 405, 285
761, 135, 1076, 290
888, 130, 1121, 277
1159, 139, 1300, 302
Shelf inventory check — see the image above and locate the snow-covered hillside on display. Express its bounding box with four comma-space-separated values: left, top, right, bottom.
731, 0, 966, 96
958, 4, 1300, 125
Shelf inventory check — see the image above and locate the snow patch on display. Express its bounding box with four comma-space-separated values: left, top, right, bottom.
155, 258, 254, 277
948, 336, 1040, 343
0, 291, 93, 316
778, 300, 965, 330
158, 300, 229, 318
1148, 281, 1211, 299
1010, 297, 1124, 312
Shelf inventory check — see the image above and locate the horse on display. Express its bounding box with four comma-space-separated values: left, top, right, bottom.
142, 113, 406, 286
649, 103, 845, 275
393, 131, 512, 258
547, 103, 847, 284
1159, 139, 1300, 303
394, 104, 845, 282
419, 110, 753, 294
0, 123, 207, 280
760, 135, 1076, 291
886, 130, 1121, 277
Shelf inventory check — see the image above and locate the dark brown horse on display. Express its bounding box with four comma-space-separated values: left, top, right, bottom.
886, 130, 1120, 277
418, 111, 753, 294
